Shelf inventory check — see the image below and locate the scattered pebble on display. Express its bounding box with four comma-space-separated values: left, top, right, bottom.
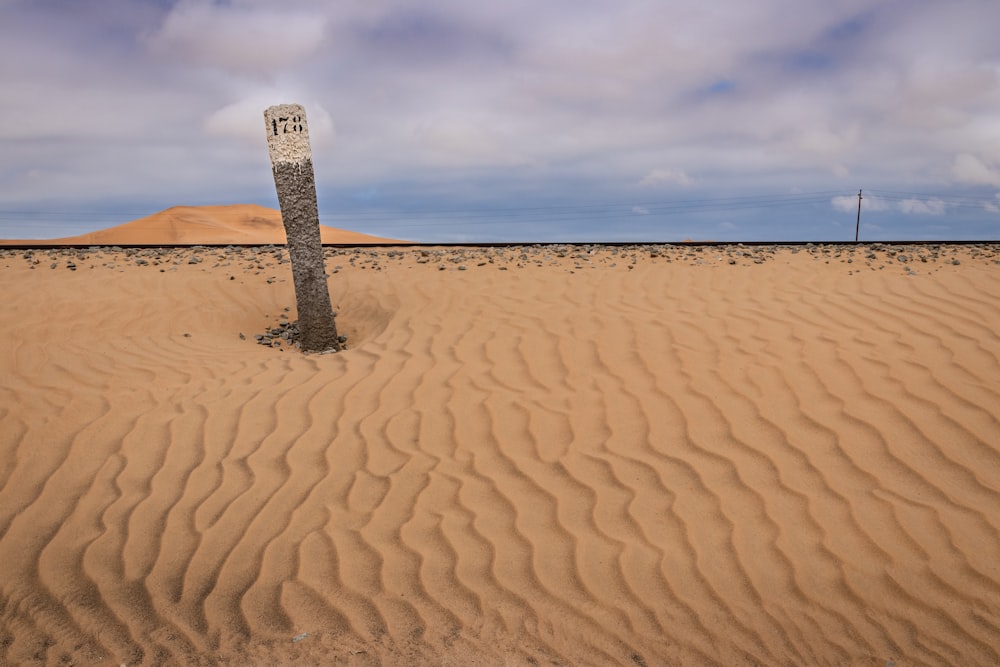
254, 318, 347, 353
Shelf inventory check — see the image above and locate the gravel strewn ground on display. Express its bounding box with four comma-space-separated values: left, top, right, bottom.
5, 241, 999, 274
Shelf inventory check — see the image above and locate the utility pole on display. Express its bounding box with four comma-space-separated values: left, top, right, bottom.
855, 189, 862, 242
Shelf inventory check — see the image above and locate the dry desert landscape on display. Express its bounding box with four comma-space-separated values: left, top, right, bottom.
1, 207, 999, 666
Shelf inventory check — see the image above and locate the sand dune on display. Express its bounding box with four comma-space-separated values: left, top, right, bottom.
1, 242, 999, 666
0, 204, 404, 246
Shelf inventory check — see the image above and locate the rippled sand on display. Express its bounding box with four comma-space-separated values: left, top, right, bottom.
1, 243, 998, 666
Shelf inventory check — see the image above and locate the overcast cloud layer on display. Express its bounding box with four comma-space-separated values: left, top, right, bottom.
1, 0, 999, 241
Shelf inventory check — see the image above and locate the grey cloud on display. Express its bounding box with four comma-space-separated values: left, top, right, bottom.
145, 1, 328, 75
1, 0, 999, 240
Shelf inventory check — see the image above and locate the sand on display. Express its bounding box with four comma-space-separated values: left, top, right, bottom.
1, 240, 999, 666
0, 204, 404, 246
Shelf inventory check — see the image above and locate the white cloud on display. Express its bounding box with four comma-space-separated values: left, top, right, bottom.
832, 195, 947, 216
145, 1, 327, 75
865, 197, 892, 212
832, 194, 888, 212
983, 194, 1000, 213
638, 168, 693, 187
831, 195, 855, 213
952, 153, 1000, 188
899, 198, 946, 215
631, 206, 649, 215
795, 123, 860, 156
409, 117, 529, 167
204, 95, 336, 150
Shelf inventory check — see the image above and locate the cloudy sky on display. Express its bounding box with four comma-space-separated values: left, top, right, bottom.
1, 0, 999, 242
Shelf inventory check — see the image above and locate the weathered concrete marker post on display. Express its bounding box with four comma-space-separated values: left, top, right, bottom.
264, 103, 340, 353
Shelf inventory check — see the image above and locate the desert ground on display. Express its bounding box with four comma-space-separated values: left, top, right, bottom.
1, 227, 999, 665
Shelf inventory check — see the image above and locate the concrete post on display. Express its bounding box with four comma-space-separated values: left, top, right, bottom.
264, 103, 340, 353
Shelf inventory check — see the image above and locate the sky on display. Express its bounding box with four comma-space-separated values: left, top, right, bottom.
1, 0, 999, 243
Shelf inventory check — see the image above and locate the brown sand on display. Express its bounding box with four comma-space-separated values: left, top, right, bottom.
0, 204, 404, 246
1, 241, 999, 666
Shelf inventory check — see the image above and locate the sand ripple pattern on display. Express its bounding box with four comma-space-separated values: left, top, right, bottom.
1, 244, 999, 666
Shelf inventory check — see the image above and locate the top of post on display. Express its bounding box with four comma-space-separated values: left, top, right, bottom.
264, 103, 311, 165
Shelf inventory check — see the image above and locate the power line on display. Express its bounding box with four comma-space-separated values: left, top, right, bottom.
0, 190, 844, 222
314, 192, 842, 228
323, 191, 843, 220
2, 189, 997, 235
865, 190, 999, 207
